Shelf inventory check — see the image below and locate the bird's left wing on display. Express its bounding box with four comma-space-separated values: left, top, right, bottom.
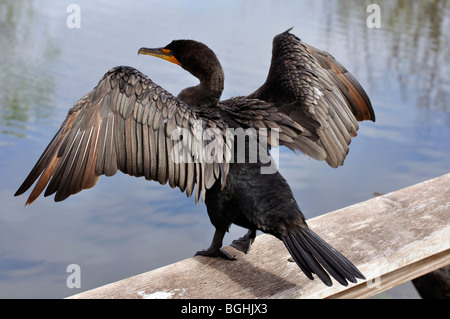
15, 66, 230, 205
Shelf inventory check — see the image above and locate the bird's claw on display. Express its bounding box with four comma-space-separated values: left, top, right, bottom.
195, 248, 236, 261
230, 236, 255, 254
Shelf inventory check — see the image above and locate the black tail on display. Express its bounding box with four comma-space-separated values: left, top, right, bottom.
282, 228, 365, 286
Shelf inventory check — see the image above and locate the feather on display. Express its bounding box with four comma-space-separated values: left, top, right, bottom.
115, 112, 126, 171
135, 121, 144, 176
157, 122, 167, 185
142, 123, 150, 180
148, 122, 158, 180
104, 113, 118, 177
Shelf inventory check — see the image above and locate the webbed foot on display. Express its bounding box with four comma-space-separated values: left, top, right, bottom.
194, 229, 236, 261
195, 248, 236, 261
230, 229, 256, 254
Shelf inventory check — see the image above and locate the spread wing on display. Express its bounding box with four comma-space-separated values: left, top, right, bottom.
15, 66, 230, 205
217, 97, 323, 160
248, 28, 375, 168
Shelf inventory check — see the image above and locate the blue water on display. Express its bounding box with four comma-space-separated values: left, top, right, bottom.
0, 0, 449, 298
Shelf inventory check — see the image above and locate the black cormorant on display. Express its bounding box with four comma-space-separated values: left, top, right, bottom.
15, 28, 375, 287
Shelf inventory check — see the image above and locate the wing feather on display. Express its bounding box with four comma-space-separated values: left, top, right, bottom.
247, 28, 375, 167
15, 66, 231, 205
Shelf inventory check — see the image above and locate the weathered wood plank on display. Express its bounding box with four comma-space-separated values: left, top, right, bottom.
328, 249, 449, 299
68, 173, 450, 299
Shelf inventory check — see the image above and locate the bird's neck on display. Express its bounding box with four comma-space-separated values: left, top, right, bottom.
178, 65, 224, 109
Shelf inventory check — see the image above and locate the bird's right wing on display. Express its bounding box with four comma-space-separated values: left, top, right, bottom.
248, 28, 375, 168
15, 66, 230, 205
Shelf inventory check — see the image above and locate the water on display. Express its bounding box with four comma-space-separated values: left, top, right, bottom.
0, 0, 449, 298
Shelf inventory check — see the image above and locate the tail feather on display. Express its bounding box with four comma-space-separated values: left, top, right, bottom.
282, 235, 316, 281
305, 229, 365, 280
282, 228, 365, 287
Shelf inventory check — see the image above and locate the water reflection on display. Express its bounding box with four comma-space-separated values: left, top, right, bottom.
380, 0, 449, 115
0, 0, 448, 298
323, 0, 450, 115
0, 0, 60, 139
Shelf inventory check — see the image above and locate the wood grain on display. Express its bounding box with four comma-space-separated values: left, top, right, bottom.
68, 173, 450, 299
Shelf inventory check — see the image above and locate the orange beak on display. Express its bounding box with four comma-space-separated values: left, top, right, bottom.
138, 47, 181, 66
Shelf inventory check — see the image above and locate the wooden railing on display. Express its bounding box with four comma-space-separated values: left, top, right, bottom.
68, 173, 450, 299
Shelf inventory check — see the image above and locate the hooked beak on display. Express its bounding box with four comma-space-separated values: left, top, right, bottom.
138, 47, 181, 66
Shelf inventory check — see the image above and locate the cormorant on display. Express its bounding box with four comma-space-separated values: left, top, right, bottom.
15, 28, 375, 287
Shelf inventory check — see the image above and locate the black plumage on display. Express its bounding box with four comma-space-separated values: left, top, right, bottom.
15, 28, 374, 287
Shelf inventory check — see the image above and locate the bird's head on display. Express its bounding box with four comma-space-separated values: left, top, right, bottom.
138, 39, 224, 107
138, 40, 222, 82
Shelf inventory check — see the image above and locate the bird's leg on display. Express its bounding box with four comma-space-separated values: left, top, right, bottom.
195, 229, 236, 261
230, 229, 257, 254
